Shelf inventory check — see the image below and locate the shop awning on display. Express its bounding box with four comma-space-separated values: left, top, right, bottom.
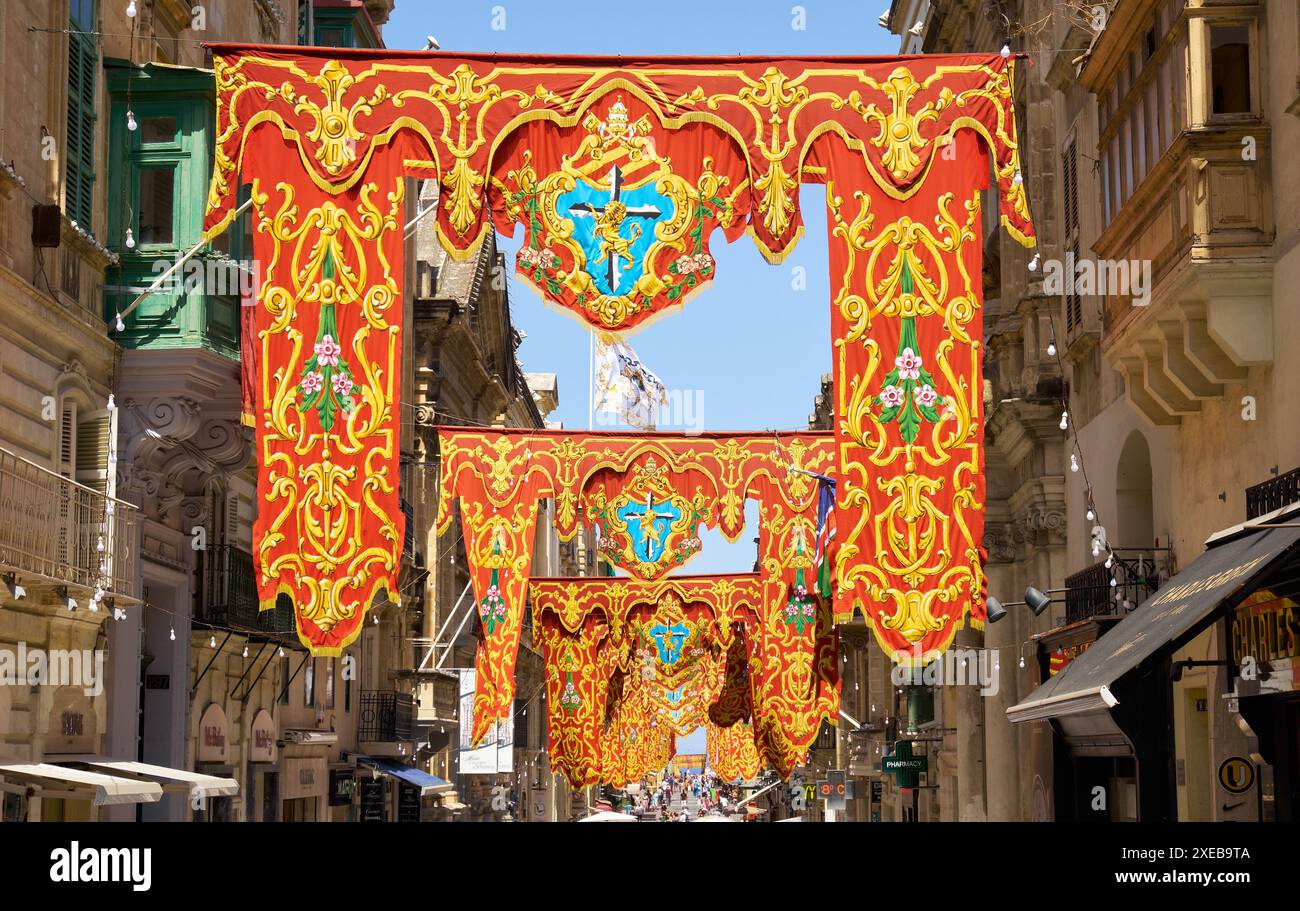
77, 760, 239, 798
0, 762, 163, 806
356, 756, 453, 795
1007, 513, 1300, 744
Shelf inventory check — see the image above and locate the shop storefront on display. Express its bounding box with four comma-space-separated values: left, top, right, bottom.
247, 709, 278, 822
279, 755, 328, 822
1231, 586, 1300, 821
353, 755, 453, 822
195, 703, 236, 821
1009, 507, 1300, 821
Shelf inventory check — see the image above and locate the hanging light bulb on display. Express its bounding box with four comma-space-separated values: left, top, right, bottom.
96, 535, 105, 553
169, 627, 176, 641
1086, 506, 1095, 522
1070, 453, 1080, 473
1012, 170, 1023, 185
1046, 340, 1057, 357
1018, 654, 1026, 669
854, 681, 859, 692
1091, 542, 1101, 558
278, 646, 285, 657
242, 644, 249, 658
126, 0, 137, 17
114, 313, 125, 332
106, 394, 116, 411
1110, 577, 1118, 588
1001, 44, 1011, 58
93, 585, 104, 602
1028, 252, 1040, 271
1059, 411, 1069, 431
124, 228, 135, 249
106, 501, 115, 515
1105, 554, 1114, 569
126, 109, 137, 132
209, 635, 217, 649
88, 599, 98, 613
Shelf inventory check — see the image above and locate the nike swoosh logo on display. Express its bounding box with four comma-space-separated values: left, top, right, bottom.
1222, 800, 1246, 812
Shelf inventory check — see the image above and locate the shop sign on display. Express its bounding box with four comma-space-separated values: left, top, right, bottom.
1049, 641, 1093, 676
47, 688, 96, 753
1217, 757, 1255, 795
359, 777, 385, 822
329, 769, 355, 806
250, 709, 276, 763
457, 670, 513, 774
280, 756, 327, 800
1230, 591, 1300, 692
198, 703, 229, 763
398, 783, 421, 822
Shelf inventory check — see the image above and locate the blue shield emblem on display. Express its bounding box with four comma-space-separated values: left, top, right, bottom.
558, 164, 672, 295
616, 496, 683, 564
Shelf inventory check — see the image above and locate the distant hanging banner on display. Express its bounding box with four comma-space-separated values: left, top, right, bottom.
436, 428, 837, 747
594, 336, 668, 429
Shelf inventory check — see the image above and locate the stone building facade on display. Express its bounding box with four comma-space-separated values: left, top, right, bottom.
887, 0, 1300, 821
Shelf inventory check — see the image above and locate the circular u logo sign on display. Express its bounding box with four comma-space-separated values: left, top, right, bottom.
1217, 757, 1255, 794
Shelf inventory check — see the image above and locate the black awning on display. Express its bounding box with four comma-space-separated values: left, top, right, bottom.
1008, 519, 1300, 739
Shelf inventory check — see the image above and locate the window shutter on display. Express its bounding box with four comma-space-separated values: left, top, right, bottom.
65, 24, 98, 229
59, 403, 77, 478
226, 493, 240, 548
75, 411, 110, 495
1062, 139, 1082, 335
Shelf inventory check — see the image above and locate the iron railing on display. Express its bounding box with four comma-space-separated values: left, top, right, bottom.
1065, 548, 1169, 623
0, 445, 139, 600
198, 545, 295, 635
1246, 467, 1300, 520
359, 690, 415, 742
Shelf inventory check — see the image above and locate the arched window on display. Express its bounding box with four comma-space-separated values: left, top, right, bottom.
1116, 430, 1154, 548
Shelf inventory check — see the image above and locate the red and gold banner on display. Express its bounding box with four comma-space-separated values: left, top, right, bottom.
438, 429, 833, 742
708, 720, 762, 783
529, 571, 837, 786
203, 47, 1034, 662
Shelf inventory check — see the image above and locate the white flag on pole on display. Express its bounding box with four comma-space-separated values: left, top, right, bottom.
594, 337, 668, 430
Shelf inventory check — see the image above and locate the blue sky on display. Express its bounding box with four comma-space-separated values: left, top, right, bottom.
386, 1, 900, 757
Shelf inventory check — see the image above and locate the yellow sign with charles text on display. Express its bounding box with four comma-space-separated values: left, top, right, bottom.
1230, 589, 1300, 666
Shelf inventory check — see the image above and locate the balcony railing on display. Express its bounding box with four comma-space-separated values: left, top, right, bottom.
1065, 549, 1169, 624
359, 690, 415, 742
1246, 467, 1300, 520
0, 446, 139, 600
198, 545, 295, 635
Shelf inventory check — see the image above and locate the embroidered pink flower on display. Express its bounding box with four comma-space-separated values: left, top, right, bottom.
314, 335, 341, 366
916, 384, 939, 407
896, 347, 922, 380
880, 385, 904, 409
332, 373, 354, 397
300, 371, 323, 395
